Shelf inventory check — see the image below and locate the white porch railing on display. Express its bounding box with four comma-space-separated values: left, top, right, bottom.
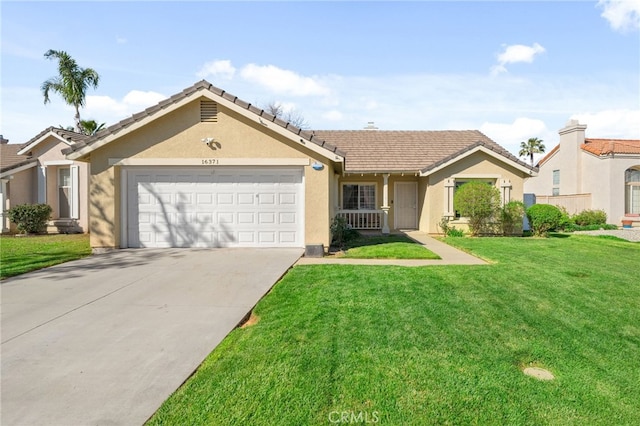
336, 210, 382, 230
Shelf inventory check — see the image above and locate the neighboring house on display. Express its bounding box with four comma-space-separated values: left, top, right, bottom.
64, 80, 534, 251
524, 120, 640, 226
0, 128, 90, 233
1, 136, 37, 233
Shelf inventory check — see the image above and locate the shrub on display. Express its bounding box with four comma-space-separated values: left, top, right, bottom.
439, 216, 465, 237
6, 203, 52, 234
526, 204, 563, 237
500, 200, 525, 235
453, 182, 501, 236
330, 216, 359, 249
573, 209, 607, 226
557, 206, 574, 231
446, 228, 465, 237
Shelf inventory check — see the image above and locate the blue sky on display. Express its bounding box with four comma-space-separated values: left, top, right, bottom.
2, 1, 639, 159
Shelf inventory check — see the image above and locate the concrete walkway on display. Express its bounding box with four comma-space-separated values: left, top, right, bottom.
1, 248, 302, 426
295, 232, 486, 266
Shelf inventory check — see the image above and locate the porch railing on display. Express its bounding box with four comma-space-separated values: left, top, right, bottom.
336, 210, 382, 230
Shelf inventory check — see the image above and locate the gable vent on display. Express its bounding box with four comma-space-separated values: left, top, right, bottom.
200, 100, 218, 122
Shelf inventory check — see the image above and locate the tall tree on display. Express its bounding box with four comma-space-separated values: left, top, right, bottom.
263, 101, 310, 130
519, 137, 546, 166
41, 50, 100, 133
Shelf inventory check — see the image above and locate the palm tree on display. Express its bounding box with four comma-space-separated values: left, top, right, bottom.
79, 119, 106, 136
519, 137, 546, 166
41, 50, 100, 133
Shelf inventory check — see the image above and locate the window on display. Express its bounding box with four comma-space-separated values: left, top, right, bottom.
552, 187, 560, 196
626, 168, 640, 215
58, 167, 71, 218
552, 170, 560, 185
342, 184, 376, 210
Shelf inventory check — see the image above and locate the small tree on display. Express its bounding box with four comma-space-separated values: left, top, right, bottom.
453, 182, 501, 236
7, 204, 52, 234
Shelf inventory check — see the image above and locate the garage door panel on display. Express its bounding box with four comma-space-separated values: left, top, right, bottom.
127, 167, 303, 248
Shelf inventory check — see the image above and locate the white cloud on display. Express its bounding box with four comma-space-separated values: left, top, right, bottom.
239, 64, 330, 96
322, 110, 344, 121
84, 90, 166, 122
116, 36, 127, 44
598, 0, 640, 32
491, 43, 546, 75
480, 117, 551, 157
571, 109, 640, 138
196, 60, 236, 80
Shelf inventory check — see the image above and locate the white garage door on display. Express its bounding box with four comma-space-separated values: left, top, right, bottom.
126, 167, 304, 248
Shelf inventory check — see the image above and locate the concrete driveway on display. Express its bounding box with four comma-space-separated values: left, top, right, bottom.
1, 248, 302, 426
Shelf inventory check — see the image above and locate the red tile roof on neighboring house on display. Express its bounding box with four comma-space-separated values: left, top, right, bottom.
581, 138, 640, 156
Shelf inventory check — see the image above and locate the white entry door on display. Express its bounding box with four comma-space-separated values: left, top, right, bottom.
126, 167, 304, 248
394, 182, 418, 229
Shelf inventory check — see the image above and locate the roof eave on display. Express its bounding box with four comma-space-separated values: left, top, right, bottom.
420, 145, 536, 177
66, 81, 345, 164
0, 160, 38, 178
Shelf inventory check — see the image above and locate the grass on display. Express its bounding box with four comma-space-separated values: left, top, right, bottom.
0, 234, 91, 279
340, 234, 440, 259
148, 234, 640, 425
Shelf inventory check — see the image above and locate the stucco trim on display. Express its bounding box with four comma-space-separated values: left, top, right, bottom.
108, 158, 311, 167
420, 145, 536, 177
43, 160, 74, 166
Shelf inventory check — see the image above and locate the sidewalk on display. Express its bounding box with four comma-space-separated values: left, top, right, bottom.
295, 232, 487, 267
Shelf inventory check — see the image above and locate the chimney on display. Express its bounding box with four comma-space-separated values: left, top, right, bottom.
557, 119, 587, 194
363, 121, 378, 130
0, 135, 8, 144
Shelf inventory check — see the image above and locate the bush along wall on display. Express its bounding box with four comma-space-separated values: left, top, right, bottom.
6, 203, 52, 234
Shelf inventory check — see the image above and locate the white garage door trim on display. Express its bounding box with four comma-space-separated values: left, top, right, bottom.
120, 166, 304, 248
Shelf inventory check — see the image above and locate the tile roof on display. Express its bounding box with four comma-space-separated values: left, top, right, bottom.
581, 138, 640, 156
20, 127, 88, 155
313, 130, 532, 172
65, 80, 345, 158
0, 143, 34, 173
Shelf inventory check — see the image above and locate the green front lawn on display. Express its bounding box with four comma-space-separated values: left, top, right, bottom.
0, 234, 91, 279
149, 235, 640, 425
341, 234, 440, 259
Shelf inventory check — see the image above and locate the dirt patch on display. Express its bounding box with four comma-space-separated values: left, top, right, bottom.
240, 312, 260, 328
523, 367, 555, 381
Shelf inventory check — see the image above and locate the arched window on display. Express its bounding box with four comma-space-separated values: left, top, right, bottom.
626, 167, 640, 215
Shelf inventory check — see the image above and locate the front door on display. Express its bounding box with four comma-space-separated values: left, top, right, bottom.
395, 182, 417, 229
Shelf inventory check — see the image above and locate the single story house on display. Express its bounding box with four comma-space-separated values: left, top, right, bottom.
524, 120, 640, 226
0, 129, 90, 233
64, 80, 535, 250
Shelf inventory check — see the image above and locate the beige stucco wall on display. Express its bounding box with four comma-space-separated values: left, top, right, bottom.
30, 137, 90, 232
87, 97, 334, 248
2, 167, 36, 232
524, 143, 640, 222
424, 151, 527, 234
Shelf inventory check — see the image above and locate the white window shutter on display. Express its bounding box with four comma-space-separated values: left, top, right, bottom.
71, 165, 80, 219
37, 166, 47, 203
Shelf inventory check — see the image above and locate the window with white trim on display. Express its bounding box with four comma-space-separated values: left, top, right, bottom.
342, 183, 376, 210
625, 168, 640, 215
58, 167, 71, 218
552, 169, 560, 196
